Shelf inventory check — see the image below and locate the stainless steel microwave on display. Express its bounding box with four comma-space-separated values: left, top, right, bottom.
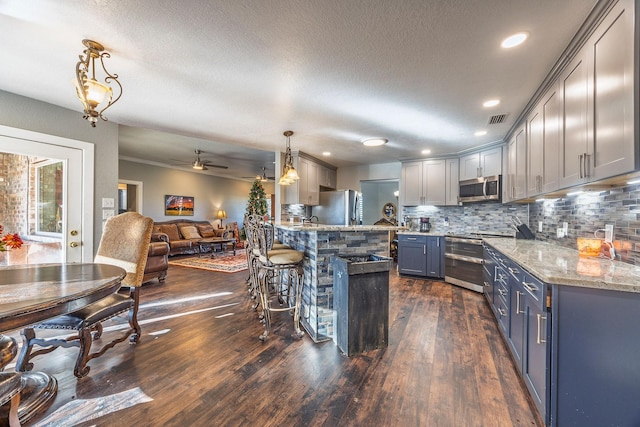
458, 175, 501, 203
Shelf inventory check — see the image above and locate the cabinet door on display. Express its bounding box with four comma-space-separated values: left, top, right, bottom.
298, 157, 310, 204
426, 236, 443, 278
307, 160, 319, 205
480, 147, 502, 177
401, 161, 424, 205
508, 274, 525, 371
445, 158, 459, 205
590, 1, 635, 180
423, 160, 446, 205
524, 297, 549, 421
559, 50, 589, 188
459, 152, 480, 181
542, 88, 560, 193
507, 127, 526, 201
527, 103, 544, 197
398, 239, 427, 276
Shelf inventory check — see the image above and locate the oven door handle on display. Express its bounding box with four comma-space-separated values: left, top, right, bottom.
445, 237, 483, 245
444, 253, 484, 264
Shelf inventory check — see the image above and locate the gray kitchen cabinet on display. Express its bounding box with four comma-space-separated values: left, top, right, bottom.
319, 165, 337, 190
284, 155, 320, 205
426, 236, 444, 278
527, 86, 560, 197
559, 0, 635, 188
459, 146, 502, 181
445, 158, 459, 206
397, 234, 427, 276
506, 126, 526, 201
400, 160, 447, 206
507, 264, 525, 369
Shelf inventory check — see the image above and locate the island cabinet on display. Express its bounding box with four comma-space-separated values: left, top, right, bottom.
397, 234, 443, 278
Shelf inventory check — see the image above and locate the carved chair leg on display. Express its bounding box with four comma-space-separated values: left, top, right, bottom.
8, 391, 20, 427
74, 328, 93, 379
92, 323, 103, 340
15, 329, 36, 373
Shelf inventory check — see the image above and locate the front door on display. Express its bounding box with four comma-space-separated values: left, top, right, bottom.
0, 126, 93, 263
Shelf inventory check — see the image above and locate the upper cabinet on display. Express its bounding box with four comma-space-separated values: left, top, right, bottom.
506, 126, 526, 202
445, 158, 459, 206
283, 154, 323, 205
319, 165, 337, 190
401, 159, 457, 206
527, 85, 560, 198
559, 0, 635, 188
459, 146, 502, 181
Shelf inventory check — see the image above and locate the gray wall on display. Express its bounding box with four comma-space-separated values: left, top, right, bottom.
119, 160, 273, 227
361, 181, 399, 225
0, 89, 119, 254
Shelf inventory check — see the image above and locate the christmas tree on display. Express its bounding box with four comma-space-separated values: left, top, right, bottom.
245, 179, 268, 217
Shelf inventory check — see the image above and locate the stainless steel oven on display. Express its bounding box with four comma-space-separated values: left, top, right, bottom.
444, 235, 485, 292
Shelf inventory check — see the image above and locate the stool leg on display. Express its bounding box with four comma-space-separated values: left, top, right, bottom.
291, 265, 304, 339
258, 269, 272, 341
8, 392, 20, 427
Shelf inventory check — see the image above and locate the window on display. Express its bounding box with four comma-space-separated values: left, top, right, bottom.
36, 160, 63, 235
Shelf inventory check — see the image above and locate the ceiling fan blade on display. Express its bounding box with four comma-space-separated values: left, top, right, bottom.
202, 162, 228, 169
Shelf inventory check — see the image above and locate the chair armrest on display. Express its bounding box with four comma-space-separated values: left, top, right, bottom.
151, 232, 169, 243
148, 241, 170, 256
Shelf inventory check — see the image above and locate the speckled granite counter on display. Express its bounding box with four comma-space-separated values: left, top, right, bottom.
483, 238, 640, 293
274, 223, 402, 342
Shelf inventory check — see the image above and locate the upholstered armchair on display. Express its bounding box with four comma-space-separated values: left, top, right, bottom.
143, 233, 170, 283
16, 212, 153, 378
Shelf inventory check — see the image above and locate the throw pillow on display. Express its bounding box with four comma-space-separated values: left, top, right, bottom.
197, 224, 216, 238
179, 225, 202, 240
159, 224, 180, 242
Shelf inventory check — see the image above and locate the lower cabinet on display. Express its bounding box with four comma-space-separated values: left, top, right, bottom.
398, 234, 444, 278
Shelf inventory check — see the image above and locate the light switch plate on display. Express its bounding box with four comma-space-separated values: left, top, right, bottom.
102, 197, 114, 208
102, 209, 115, 220
538, 221, 543, 232
604, 224, 614, 243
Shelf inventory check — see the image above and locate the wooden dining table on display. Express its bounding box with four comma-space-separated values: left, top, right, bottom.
0, 263, 126, 425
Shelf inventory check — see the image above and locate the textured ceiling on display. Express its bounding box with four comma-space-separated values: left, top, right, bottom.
0, 0, 598, 180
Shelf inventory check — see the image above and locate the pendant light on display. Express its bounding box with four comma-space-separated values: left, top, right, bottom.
278, 131, 300, 185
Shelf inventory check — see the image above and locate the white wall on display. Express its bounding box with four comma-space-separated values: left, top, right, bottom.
0, 89, 118, 254
338, 162, 401, 191
119, 160, 274, 228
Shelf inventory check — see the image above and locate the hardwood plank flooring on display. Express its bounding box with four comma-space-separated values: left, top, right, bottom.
6, 264, 543, 426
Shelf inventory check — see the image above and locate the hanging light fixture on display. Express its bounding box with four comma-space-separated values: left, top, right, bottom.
278, 130, 300, 185
74, 39, 122, 127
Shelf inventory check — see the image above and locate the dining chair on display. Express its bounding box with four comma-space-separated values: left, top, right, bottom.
15, 212, 153, 378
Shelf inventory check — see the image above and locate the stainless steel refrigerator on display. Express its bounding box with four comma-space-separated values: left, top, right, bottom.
313, 190, 359, 225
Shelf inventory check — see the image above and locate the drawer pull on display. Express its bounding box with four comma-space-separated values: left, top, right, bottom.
498, 308, 507, 317
516, 291, 523, 314
523, 282, 539, 293
536, 314, 547, 344
498, 288, 507, 296
483, 281, 490, 288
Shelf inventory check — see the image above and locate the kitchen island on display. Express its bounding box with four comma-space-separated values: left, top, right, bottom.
274, 223, 404, 342
483, 238, 640, 426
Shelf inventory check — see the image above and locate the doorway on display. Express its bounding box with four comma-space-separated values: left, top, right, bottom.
360, 180, 399, 225
118, 180, 144, 214
0, 126, 94, 264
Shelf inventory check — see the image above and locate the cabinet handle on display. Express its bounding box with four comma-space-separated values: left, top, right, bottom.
477, 167, 481, 178
498, 288, 507, 296
407, 237, 417, 240
484, 281, 490, 288
423, 245, 426, 255
585, 153, 591, 178
536, 313, 547, 344
522, 282, 538, 293
508, 267, 519, 275
437, 239, 440, 247
579, 153, 584, 178
516, 291, 523, 314
498, 308, 507, 317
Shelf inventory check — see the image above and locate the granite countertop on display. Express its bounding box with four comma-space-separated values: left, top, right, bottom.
397, 231, 447, 237
274, 222, 405, 232
484, 238, 640, 293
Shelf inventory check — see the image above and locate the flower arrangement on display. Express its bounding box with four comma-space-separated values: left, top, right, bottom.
0, 224, 23, 251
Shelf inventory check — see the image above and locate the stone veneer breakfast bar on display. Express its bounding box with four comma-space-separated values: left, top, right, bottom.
274, 223, 402, 342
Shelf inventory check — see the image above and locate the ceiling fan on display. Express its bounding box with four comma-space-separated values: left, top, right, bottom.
244, 167, 275, 182
171, 150, 228, 170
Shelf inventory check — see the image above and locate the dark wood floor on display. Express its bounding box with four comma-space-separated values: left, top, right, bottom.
8, 263, 542, 426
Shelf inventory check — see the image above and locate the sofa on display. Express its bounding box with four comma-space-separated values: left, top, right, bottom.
143, 235, 170, 283
152, 219, 233, 256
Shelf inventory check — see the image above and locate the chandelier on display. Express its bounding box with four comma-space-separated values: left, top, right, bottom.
74, 39, 122, 127
278, 130, 300, 185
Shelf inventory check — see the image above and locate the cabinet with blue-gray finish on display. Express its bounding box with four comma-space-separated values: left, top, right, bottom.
397, 234, 426, 276
425, 236, 444, 278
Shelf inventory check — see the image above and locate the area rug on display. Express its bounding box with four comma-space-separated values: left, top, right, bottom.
168, 253, 248, 273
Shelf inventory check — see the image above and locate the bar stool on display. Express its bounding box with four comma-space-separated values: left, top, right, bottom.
253, 218, 304, 341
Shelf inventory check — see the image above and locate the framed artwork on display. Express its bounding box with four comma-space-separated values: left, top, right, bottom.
382, 202, 396, 220
165, 195, 194, 216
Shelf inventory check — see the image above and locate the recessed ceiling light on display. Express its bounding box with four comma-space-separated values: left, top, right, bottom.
501, 32, 529, 48
421, 149, 431, 155
483, 99, 500, 108
362, 138, 388, 147
322, 151, 331, 156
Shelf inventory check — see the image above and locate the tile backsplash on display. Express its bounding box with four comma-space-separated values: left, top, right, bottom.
529, 183, 640, 265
